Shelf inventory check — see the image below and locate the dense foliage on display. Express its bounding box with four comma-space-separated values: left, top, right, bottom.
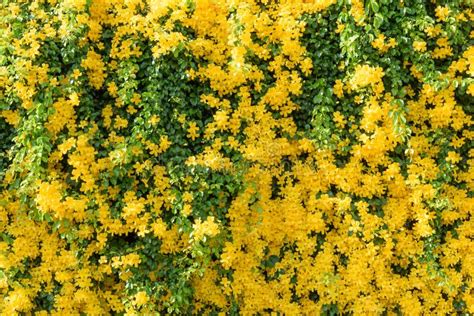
0, 0, 473, 314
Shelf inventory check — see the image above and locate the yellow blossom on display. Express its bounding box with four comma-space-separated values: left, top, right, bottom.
413, 40, 427, 52
192, 216, 220, 242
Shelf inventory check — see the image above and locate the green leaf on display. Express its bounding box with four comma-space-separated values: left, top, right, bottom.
374, 13, 384, 28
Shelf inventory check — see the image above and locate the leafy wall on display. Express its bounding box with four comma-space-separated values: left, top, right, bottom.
0, 0, 473, 314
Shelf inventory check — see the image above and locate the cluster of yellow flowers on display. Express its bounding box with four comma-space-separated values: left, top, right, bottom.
349, 64, 385, 93
371, 34, 397, 54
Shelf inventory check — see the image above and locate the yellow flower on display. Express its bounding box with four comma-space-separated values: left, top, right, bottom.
214, 110, 229, 131
72, 69, 82, 79
122, 253, 141, 267
333, 111, 346, 128
333, 79, 344, 98
446, 151, 461, 164
134, 291, 148, 306
150, 115, 160, 125
413, 40, 427, 52
178, 113, 187, 124
350, 64, 385, 91
126, 105, 137, 114
102, 105, 113, 128
131, 93, 141, 105
187, 122, 199, 140
81, 50, 106, 89
350, 0, 365, 24
36, 181, 62, 214
114, 116, 128, 129
435, 6, 450, 22
182, 204, 192, 216
335, 22, 345, 34
183, 192, 193, 203
192, 216, 220, 242
467, 83, 474, 96
425, 25, 442, 38
107, 82, 118, 97
0, 110, 20, 126
159, 135, 171, 152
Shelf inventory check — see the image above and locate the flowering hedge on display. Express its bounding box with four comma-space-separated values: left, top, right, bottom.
0, 0, 473, 314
